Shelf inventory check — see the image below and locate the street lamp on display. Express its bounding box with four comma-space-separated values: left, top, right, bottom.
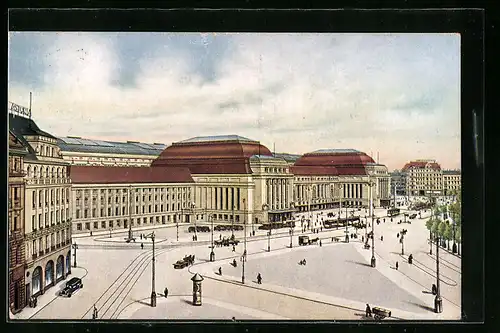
209, 214, 215, 262
242, 199, 247, 284
400, 229, 406, 255
289, 202, 295, 248
72, 242, 78, 268
191, 202, 197, 241
231, 205, 235, 238
144, 231, 156, 307
127, 185, 133, 241
176, 214, 179, 242
368, 180, 376, 267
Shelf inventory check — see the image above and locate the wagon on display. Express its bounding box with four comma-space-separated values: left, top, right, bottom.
372, 307, 391, 320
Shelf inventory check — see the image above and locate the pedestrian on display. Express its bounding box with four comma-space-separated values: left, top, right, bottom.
380, 236, 383, 241
397, 233, 399, 238
232, 245, 235, 252
219, 234, 222, 240
253, 230, 255, 236
365, 304, 372, 317
164, 287, 168, 298
320, 240, 322, 247
140, 234, 142, 240
218, 267, 222, 275
396, 261, 399, 270
257, 273, 262, 284
141, 243, 144, 249
90, 231, 93, 236
93, 304, 98, 319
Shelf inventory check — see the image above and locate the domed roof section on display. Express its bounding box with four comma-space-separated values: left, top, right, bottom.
151, 135, 273, 174
292, 148, 375, 176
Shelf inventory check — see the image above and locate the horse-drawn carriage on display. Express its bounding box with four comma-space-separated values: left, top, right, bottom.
372, 307, 391, 320
298, 236, 319, 246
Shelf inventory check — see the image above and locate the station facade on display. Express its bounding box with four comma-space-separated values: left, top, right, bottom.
69, 166, 195, 233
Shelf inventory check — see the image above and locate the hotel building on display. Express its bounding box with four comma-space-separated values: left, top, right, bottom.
9, 103, 73, 304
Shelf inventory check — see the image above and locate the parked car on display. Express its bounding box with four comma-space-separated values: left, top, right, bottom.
59, 277, 83, 297
173, 259, 189, 269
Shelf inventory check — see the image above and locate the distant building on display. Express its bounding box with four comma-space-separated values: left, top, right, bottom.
9, 103, 73, 310
9, 131, 28, 314
442, 170, 461, 196
57, 136, 166, 167
402, 159, 443, 196
390, 170, 407, 196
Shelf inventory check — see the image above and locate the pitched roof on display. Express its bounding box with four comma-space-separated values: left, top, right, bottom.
57, 137, 166, 156
69, 166, 194, 184
402, 160, 441, 171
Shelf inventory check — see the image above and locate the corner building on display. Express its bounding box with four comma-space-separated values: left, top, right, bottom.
9, 131, 28, 313
403, 160, 443, 196
9, 109, 72, 303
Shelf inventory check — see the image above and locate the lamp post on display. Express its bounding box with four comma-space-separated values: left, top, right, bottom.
144, 231, 156, 307
231, 205, 235, 238
401, 229, 405, 255
368, 180, 376, 267
176, 214, 179, 242
210, 214, 215, 261
191, 202, 197, 241
433, 199, 443, 313
72, 242, 78, 268
261, 204, 270, 251
242, 199, 247, 284
127, 185, 133, 241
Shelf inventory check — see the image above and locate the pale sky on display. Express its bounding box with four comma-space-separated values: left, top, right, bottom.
8, 32, 460, 171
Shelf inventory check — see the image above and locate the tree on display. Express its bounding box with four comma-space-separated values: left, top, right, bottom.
438, 221, 447, 247
444, 223, 453, 249
455, 226, 461, 255
426, 217, 434, 254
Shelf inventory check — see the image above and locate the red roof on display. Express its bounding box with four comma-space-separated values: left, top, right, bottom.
292, 151, 374, 176
151, 141, 273, 174
402, 161, 441, 171
69, 166, 194, 184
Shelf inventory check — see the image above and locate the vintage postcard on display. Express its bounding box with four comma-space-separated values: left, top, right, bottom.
8, 32, 461, 321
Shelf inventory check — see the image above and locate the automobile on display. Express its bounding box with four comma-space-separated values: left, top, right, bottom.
59, 277, 83, 297
173, 259, 189, 269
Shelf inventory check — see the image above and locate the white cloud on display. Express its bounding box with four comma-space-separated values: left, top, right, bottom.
8, 32, 460, 170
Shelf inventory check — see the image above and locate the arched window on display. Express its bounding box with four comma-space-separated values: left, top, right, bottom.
34, 166, 38, 178
32, 266, 42, 295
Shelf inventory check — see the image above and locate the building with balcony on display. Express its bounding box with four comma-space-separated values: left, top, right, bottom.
9, 131, 28, 314
9, 103, 73, 302
442, 170, 461, 196
402, 159, 443, 196
57, 136, 166, 167
69, 166, 194, 234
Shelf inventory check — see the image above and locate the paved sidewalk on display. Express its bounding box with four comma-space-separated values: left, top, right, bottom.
10, 267, 88, 320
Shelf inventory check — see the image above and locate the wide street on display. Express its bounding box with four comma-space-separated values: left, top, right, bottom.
15, 200, 461, 321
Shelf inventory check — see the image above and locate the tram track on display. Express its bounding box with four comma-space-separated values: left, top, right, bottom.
80, 247, 171, 319
374, 250, 460, 308
425, 252, 461, 274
